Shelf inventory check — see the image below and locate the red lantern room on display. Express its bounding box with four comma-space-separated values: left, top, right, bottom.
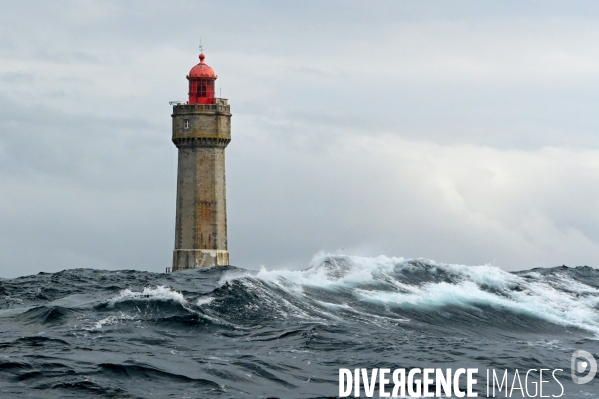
187, 52, 217, 104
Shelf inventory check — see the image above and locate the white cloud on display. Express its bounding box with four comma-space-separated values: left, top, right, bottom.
1, 1, 598, 276
228, 124, 599, 270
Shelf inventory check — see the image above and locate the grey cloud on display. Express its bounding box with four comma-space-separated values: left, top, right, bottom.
37, 51, 106, 65
1, 1, 598, 277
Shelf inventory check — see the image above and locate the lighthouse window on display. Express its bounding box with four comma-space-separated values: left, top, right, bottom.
198, 82, 207, 97
184, 119, 189, 128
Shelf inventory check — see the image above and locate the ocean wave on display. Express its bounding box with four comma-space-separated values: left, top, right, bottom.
107, 286, 187, 307
96, 362, 223, 388
217, 254, 599, 334
13, 305, 74, 326
1, 257, 598, 398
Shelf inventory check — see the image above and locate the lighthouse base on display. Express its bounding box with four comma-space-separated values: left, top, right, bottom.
172, 249, 229, 271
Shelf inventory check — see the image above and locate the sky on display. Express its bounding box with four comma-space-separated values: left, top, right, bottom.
1, 1, 599, 277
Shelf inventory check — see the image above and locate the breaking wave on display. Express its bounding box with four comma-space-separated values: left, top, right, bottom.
214, 255, 599, 335
107, 285, 188, 307
0, 255, 598, 398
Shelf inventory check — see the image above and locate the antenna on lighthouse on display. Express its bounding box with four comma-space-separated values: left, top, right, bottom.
199, 37, 203, 54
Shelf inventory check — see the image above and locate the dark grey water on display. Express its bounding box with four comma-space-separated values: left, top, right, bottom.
0, 255, 598, 398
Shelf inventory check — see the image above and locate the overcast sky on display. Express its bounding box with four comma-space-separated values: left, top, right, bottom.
1, 1, 599, 277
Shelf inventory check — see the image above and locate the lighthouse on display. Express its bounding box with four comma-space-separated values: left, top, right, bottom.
170, 49, 231, 270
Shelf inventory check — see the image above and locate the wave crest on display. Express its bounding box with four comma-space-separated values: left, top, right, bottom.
215, 254, 599, 334
107, 286, 187, 307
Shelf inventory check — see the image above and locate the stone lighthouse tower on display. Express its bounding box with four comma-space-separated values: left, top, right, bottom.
171, 50, 231, 271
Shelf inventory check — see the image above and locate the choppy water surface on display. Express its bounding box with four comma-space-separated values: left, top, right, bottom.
0, 255, 598, 398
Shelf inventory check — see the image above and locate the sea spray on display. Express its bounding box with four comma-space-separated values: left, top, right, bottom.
0, 256, 597, 397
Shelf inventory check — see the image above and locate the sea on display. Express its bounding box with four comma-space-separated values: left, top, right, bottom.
0, 254, 597, 398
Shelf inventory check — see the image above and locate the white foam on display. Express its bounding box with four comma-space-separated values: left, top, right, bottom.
107, 286, 187, 307
232, 253, 599, 334
355, 273, 599, 334
237, 253, 517, 293
81, 312, 136, 331
196, 297, 214, 306
94, 315, 118, 329
247, 254, 403, 292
